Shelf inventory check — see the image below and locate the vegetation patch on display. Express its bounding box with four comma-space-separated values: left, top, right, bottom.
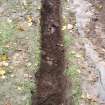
64, 30, 81, 105
0, 20, 16, 54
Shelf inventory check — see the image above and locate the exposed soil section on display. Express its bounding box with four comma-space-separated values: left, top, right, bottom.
32, 0, 73, 105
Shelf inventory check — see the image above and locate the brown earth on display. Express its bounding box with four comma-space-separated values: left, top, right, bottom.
32, 0, 73, 105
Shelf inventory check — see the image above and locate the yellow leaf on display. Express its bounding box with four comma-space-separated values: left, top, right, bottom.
62, 26, 67, 30
77, 69, 81, 73
81, 94, 85, 99
37, 6, 41, 10
27, 15, 33, 23
75, 53, 82, 58
7, 18, 12, 23
86, 93, 92, 100
0, 68, 6, 75
0, 54, 8, 61
17, 86, 22, 90
1, 75, 6, 79
28, 22, 32, 26
71, 51, 76, 54
96, 5, 103, 11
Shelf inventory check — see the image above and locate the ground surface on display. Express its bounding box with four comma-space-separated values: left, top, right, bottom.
32, 1, 70, 105
0, 0, 105, 105
0, 0, 40, 105
70, 0, 105, 105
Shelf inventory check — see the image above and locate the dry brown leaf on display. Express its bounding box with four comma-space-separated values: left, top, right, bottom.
18, 27, 25, 31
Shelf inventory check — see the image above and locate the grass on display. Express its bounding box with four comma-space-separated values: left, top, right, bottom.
0, 1, 41, 105
64, 30, 81, 105
64, 31, 74, 47
0, 19, 38, 105
65, 65, 81, 105
0, 20, 16, 54
62, 1, 81, 103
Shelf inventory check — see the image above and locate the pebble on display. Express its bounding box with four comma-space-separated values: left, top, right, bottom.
10, 74, 15, 78
2, 61, 9, 66
67, 24, 73, 30
27, 62, 32, 67
1, 75, 6, 79
0, 61, 9, 67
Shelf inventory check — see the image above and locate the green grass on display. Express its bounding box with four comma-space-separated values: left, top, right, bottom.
0, 21, 16, 44
64, 30, 81, 105
0, 20, 16, 54
64, 30, 74, 47
65, 65, 81, 105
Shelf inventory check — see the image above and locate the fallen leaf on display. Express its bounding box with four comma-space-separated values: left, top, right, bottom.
28, 22, 32, 26
71, 51, 76, 54
18, 27, 25, 31
2, 61, 9, 66
37, 6, 41, 10
1, 75, 6, 79
10, 74, 15, 78
22, 0, 27, 6
0, 54, 8, 61
96, 4, 103, 11
75, 53, 82, 58
17, 86, 22, 91
77, 69, 81, 73
7, 18, 12, 23
27, 15, 32, 22
86, 93, 92, 100
62, 26, 67, 30
0, 68, 6, 76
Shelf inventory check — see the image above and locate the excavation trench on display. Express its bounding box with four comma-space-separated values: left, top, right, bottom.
32, 0, 73, 105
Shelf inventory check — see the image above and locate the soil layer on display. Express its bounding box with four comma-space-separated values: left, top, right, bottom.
32, 0, 72, 105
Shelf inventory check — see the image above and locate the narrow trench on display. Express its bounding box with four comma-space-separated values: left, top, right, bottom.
32, 0, 73, 105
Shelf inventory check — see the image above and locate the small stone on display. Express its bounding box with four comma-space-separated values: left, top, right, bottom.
56, 44, 64, 47
7, 18, 12, 23
24, 73, 28, 78
71, 51, 76, 54
67, 24, 73, 30
27, 62, 32, 66
51, 27, 55, 34
2, 61, 9, 66
26, 37, 29, 39
17, 86, 22, 90
0, 62, 3, 66
47, 60, 53, 66
75, 53, 82, 58
1, 75, 6, 79
10, 74, 15, 78
22, 0, 27, 6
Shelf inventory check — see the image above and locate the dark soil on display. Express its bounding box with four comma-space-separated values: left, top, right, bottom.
32, 0, 73, 105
